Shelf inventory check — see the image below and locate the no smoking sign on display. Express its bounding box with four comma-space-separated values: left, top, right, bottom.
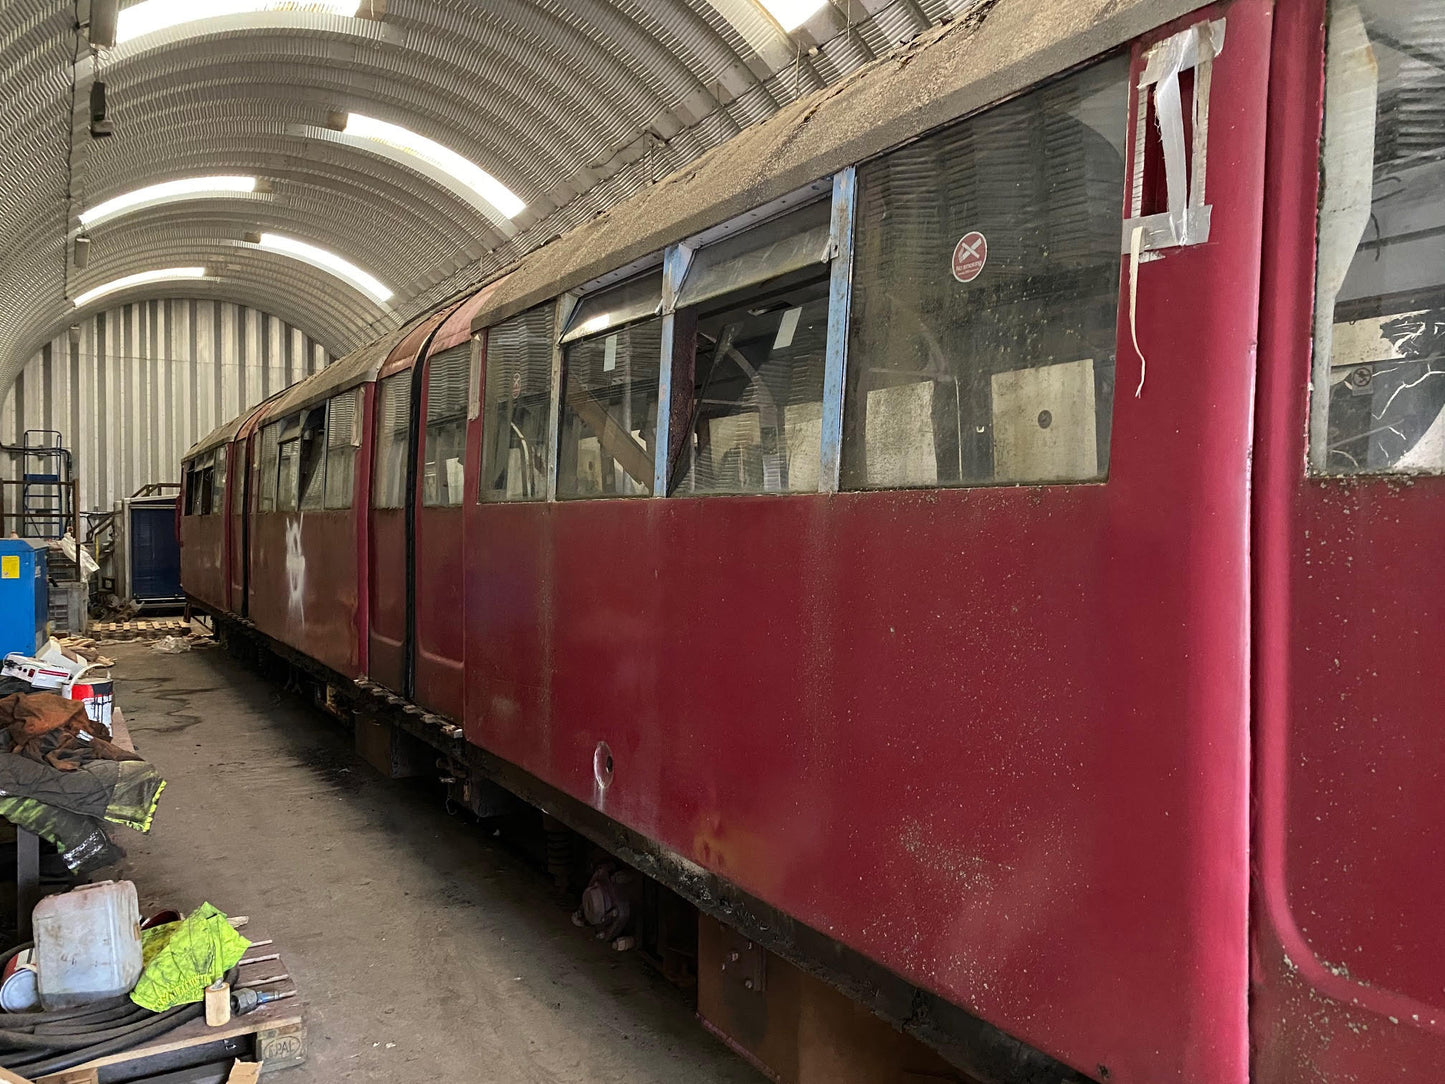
951, 231, 987, 283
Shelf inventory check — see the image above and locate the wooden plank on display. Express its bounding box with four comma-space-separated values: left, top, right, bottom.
33, 1004, 304, 1080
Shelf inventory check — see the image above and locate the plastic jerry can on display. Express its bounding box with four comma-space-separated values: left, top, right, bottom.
34, 880, 143, 1008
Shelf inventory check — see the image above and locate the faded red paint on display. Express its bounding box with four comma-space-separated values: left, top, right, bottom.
248, 509, 362, 677
178, 512, 225, 610
368, 506, 406, 691
1250, 1, 1445, 1079
412, 501, 464, 718
178, 3, 1445, 1079
455, 8, 1268, 1081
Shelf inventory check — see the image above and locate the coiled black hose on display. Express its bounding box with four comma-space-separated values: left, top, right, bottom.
4, 1001, 206, 1076
0, 952, 232, 1076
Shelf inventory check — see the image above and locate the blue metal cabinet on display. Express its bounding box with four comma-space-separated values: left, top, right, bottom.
0, 540, 48, 656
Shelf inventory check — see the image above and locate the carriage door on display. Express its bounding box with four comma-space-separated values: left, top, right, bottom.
226, 441, 244, 613
411, 341, 470, 719
367, 369, 412, 693
1252, 3, 1445, 1081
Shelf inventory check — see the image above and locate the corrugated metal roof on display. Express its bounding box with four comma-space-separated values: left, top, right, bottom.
0, 0, 965, 394
0, 0, 1195, 399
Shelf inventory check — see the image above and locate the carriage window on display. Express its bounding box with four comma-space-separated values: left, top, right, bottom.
481, 307, 555, 502
1311, 2, 1445, 475
211, 449, 227, 515
674, 276, 830, 495
562, 271, 662, 344
297, 406, 327, 511
558, 319, 662, 498
183, 462, 197, 515
276, 415, 302, 512
423, 344, 470, 507
675, 199, 831, 311
840, 56, 1128, 489
232, 446, 245, 516
373, 372, 411, 509
324, 389, 361, 510
558, 273, 664, 499
257, 423, 279, 513
196, 460, 214, 516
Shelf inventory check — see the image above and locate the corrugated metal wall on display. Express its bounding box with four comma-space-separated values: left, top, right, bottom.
0, 299, 331, 516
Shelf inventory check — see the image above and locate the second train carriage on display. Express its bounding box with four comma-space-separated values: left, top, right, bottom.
179, 0, 1445, 1080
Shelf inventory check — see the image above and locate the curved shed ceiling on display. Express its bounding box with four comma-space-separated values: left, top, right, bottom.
0, 0, 971, 392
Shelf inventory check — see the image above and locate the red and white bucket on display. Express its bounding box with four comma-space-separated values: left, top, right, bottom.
63, 665, 113, 728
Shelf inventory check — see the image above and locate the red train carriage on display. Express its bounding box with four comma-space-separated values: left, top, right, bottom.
180, 395, 278, 615
407, 281, 513, 719
365, 308, 456, 694
178, 428, 231, 614
179, 0, 1445, 1080
236, 327, 418, 679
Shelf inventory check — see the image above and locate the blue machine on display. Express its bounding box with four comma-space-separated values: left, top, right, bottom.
0, 540, 48, 657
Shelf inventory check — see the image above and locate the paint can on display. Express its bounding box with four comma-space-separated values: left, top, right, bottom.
63, 665, 113, 728
0, 949, 39, 1012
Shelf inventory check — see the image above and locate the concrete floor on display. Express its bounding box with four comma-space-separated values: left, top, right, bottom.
101, 639, 762, 1084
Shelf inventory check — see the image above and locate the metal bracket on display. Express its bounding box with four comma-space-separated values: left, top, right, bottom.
1123, 18, 1226, 258
718, 929, 767, 993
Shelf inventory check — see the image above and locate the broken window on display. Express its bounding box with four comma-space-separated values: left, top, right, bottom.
558, 273, 663, 499
673, 275, 830, 495
324, 389, 361, 510
372, 372, 411, 510
257, 423, 279, 514
423, 344, 470, 507
297, 406, 327, 511
840, 56, 1129, 489
480, 306, 555, 502
1311, 1, 1445, 475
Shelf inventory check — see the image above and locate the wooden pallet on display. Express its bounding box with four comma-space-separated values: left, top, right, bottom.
31, 932, 304, 1084
87, 619, 193, 642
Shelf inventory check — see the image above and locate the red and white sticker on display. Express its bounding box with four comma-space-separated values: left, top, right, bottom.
951, 231, 988, 283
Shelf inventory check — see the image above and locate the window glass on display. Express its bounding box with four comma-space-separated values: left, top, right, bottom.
197, 463, 214, 515
481, 306, 555, 502
231, 446, 244, 516
373, 372, 412, 509
277, 441, 300, 512
257, 424, 279, 513
423, 344, 470, 507
1311, 2, 1445, 475
324, 389, 361, 510
297, 406, 327, 511
183, 463, 196, 515
676, 199, 832, 312
557, 317, 662, 498
840, 56, 1128, 490
562, 270, 663, 344
674, 275, 830, 495
211, 449, 226, 516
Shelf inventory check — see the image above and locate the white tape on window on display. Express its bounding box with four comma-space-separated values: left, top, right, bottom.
1130, 224, 1148, 398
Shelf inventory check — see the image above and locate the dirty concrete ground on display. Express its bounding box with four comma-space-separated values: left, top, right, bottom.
100, 638, 763, 1084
